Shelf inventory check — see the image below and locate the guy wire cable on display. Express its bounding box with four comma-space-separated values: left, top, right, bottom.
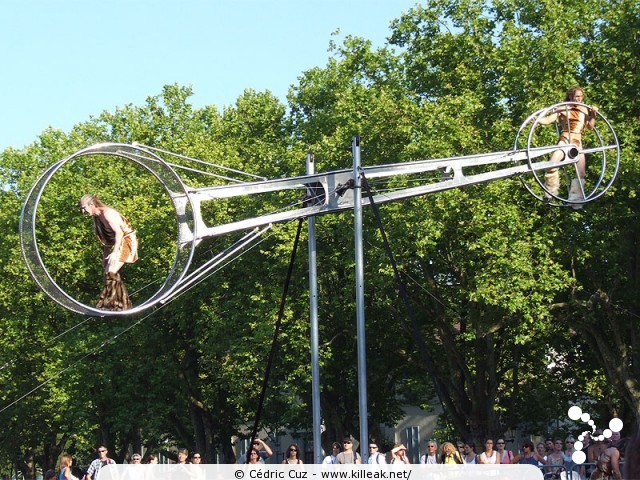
3, 178, 379, 411
2, 153, 336, 409
359, 170, 454, 433
248, 218, 304, 459
0, 226, 269, 376
0, 218, 295, 413
0, 305, 157, 415
342, 218, 462, 319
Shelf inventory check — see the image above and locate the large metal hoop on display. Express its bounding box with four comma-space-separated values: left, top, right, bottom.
19, 143, 197, 317
516, 102, 620, 206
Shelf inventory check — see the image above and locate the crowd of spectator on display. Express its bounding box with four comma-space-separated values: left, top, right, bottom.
48, 429, 636, 480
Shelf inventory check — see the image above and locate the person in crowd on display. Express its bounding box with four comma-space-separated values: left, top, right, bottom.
479, 438, 501, 464
545, 438, 555, 456
237, 438, 273, 464
591, 437, 626, 480
143, 454, 158, 464
336, 438, 361, 464
79, 194, 138, 310
463, 442, 478, 464
456, 442, 466, 459
85, 445, 116, 480
247, 451, 261, 465
536, 442, 547, 466
512, 440, 545, 465
546, 438, 565, 478
191, 452, 202, 464
440, 442, 464, 464
130, 453, 142, 464
564, 437, 577, 458
420, 441, 439, 464
367, 442, 386, 464
390, 444, 410, 464
177, 448, 189, 464
496, 438, 514, 464
322, 442, 341, 464
533, 86, 598, 208
564, 437, 583, 479
58, 455, 79, 480
282, 443, 303, 464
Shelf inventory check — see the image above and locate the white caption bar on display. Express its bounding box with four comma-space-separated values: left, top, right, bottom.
99, 463, 543, 480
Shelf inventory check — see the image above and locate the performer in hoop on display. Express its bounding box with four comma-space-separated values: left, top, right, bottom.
79, 194, 138, 310
534, 86, 598, 208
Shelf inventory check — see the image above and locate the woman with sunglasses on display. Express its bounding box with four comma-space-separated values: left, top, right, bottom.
512, 440, 545, 465
496, 439, 513, 464
283, 443, 304, 464
563, 437, 584, 479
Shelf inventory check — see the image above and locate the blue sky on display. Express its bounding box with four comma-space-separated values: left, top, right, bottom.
1, 0, 418, 151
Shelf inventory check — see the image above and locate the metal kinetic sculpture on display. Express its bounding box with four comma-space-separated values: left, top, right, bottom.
20, 103, 619, 317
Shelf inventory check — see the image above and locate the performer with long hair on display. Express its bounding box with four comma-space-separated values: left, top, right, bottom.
535, 86, 598, 208
80, 194, 138, 310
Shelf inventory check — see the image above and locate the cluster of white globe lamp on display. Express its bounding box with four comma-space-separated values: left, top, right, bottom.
567, 405, 624, 464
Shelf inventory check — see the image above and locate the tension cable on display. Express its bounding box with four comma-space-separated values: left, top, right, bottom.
248, 218, 304, 459
359, 171, 453, 430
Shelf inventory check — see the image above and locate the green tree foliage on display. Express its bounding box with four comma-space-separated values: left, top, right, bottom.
291, 0, 640, 444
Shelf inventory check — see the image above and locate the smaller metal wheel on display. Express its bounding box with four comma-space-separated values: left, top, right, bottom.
515, 102, 620, 207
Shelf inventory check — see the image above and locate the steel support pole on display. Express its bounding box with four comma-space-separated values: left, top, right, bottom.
307, 153, 323, 464
352, 137, 369, 461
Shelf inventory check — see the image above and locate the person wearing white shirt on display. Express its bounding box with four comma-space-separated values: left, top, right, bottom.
323, 442, 342, 464
420, 441, 439, 464
367, 443, 387, 464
